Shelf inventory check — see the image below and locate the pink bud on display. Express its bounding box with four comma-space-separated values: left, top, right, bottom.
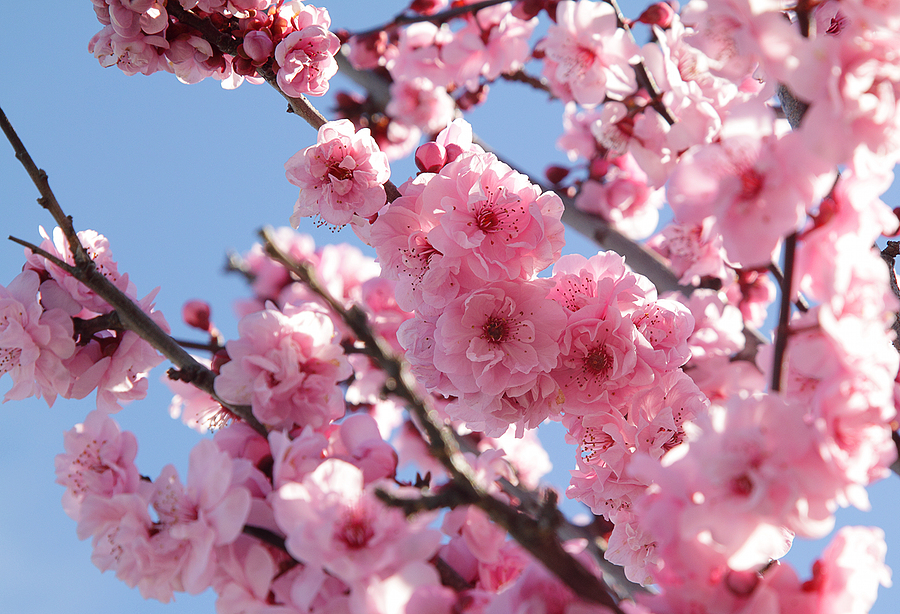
410, 0, 446, 16
242, 30, 274, 63
415, 141, 447, 173
182, 300, 212, 331
637, 2, 675, 28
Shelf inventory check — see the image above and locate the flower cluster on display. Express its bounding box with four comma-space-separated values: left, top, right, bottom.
88, 1, 340, 93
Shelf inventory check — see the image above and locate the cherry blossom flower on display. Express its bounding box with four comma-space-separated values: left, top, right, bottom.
0, 270, 75, 405
214, 302, 351, 430
55, 409, 141, 521
432, 279, 567, 399
273, 6, 340, 97
286, 119, 390, 228
272, 459, 440, 584
538, 0, 641, 106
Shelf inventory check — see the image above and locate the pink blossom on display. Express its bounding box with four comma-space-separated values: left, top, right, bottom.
274, 11, 340, 97
431, 279, 567, 399
538, 0, 641, 105
55, 409, 141, 521
386, 78, 456, 135
441, 3, 538, 91
388, 22, 456, 88
25, 226, 137, 314
148, 439, 252, 595
802, 526, 892, 614
553, 302, 655, 413
424, 150, 566, 288
214, 302, 352, 430
647, 219, 729, 286
0, 270, 75, 405
575, 163, 664, 240
272, 459, 440, 583
62, 289, 168, 412
285, 119, 390, 227
89, 26, 163, 76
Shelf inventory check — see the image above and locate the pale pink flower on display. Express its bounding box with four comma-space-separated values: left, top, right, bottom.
286, 119, 390, 228
803, 526, 892, 614
148, 439, 252, 595
431, 279, 567, 398
538, 0, 641, 105
214, 302, 352, 430
165, 357, 224, 433
55, 409, 141, 521
442, 3, 538, 91
89, 26, 162, 76
388, 22, 457, 87
274, 13, 340, 97
668, 126, 836, 267
62, 289, 168, 412
0, 270, 75, 405
575, 162, 664, 240
386, 78, 455, 135
272, 459, 440, 583
647, 219, 729, 286
25, 226, 137, 313
165, 34, 215, 85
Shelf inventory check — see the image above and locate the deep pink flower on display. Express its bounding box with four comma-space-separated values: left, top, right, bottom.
286, 119, 390, 227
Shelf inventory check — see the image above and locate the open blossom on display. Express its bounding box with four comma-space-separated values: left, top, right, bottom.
273, 5, 340, 97
0, 270, 75, 404
214, 301, 351, 430
55, 409, 141, 521
286, 119, 390, 227
538, 0, 641, 105
431, 279, 567, 400
272, 459, 440, 583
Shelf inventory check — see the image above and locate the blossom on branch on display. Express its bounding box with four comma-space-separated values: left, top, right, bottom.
286, 119, 390, 228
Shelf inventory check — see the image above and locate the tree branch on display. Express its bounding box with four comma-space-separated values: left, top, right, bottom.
259, 226, 629, 613
350, 0, 513, 39
771, 233, 798, 392
1, 105, 266, 438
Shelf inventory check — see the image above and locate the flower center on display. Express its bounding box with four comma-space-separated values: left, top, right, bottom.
327, 165, 353, 182
739, 167, 764, 201
584, 346, 611, 375
336, 506, 375, 550
481, 316, 509, 344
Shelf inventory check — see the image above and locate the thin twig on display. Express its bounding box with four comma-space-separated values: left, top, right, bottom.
771, 233, 798, 392
769, 262, 809, 313
604, 0, 676, 126
351, 0, 512, 39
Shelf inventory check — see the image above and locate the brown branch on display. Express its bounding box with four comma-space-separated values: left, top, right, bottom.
771, 233, 798, 392
259, 226, 628, 612
351, 0, 513, 39
604, 0, 676, 125
1, 105, 266, 438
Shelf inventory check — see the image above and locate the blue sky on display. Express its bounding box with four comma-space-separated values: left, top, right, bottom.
0, 2, 897, 613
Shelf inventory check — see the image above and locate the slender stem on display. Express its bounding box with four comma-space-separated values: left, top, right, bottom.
604, 0, 676, 125
769, 262, 809, 312
771, 233, 798, 392
351, 0, 512, 39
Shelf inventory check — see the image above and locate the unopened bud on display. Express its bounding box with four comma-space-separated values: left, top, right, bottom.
182, 300, 212, 331
637, 2, 675, 28
415, 141, 447, 173
545, 165, 570, 185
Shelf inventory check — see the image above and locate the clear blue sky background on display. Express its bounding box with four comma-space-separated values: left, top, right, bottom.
0, 2, 897, 613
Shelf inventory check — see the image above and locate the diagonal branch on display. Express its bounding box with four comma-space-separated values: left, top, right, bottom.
350, 0, 513, 39
259, 226, 629, 613
1, 105, 266, 437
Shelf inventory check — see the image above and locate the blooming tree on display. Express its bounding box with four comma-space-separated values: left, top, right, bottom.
2, 1, 900, 613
